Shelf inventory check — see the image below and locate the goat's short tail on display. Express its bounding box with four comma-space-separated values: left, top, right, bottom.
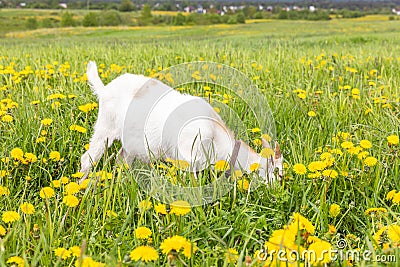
86, 61, 105, 96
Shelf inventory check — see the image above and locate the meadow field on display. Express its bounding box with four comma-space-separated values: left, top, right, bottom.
0, 15, 400, 266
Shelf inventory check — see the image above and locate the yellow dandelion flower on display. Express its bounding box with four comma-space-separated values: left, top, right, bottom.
41, 118, 53, 126
165, 158, 190, 170
357, 151, 369, 160
319, 152, 331, 161
387, 135, 399, 145
24, 152, 37, 163
106, 210, 117, 217
36, 137, 46, 143
347, 145, 363, 155
139, 200, 152, 211
253, 138, 262, 146
292, 212, 315, 234
49, 151, 61, 161
251, 127, 261, 133
307, 111, 316, 117
129, 245, 159, 262
261, 134, 272, 142
65, 182, 80, 195
154, 203, 167, 215
293, 163, 307, 175
364, 156, 378, 167
322, 169, 338, 178
20, 202, 35, 215
307, 241, 333, 265
1, 114, 13, 122
387, 225, 400, 243
365, 207, 387, 216
328, 224, 336, 234
308, 171, 321, 179
250, 162, 260, 172
39, 187, 55, 199
307, 236, 322, 244
2, 211, 21, 223
47, 93, 66, 100
341, 141, 354, 149
297, 93, 306, 99
0, 225, 6, 236
329, 204, 341, 218
386, 190, 396, 201
0, 185, 10, 196
10, 148, 24, 160
135, 226, 152, 239
63, 195, 79, 208
214, 160, 229, 171
307, 161, 325, 172
6, 256, 24, 267
237, 179, 250, 191
79, 179, 91, 190
61, 176, 69, 184
160, 235, 188, 254
170, 200, 191, 216
226, 248, 239, 263
69, 124, 87, 133
52, 180, 61, 188
359, 140, 372, 149
393, 192, 400, 204
182, 240, 197, 258
78, 102, 98, 113
260, 148, 274, 158
0, 170, 8, 178
54, 247, 72, 260
340, 171, 349, 177
74, 257, 104, 267
69, 246, 81, 257
71, 172, 84, 179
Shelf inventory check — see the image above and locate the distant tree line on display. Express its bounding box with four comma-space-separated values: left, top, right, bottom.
9, 0, 400, 31
23, 5, 248, 30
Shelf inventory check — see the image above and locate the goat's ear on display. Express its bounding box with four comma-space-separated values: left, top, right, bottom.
262, 138, 272, 149
274, 142, 282, 159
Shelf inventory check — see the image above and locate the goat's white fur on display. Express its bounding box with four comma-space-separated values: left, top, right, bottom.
80, 61, 283, 182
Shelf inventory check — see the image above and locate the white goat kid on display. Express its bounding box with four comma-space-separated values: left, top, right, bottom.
80, 61, 283, 183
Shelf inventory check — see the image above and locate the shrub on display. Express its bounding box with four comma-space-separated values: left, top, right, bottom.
60, 12, 75, 27
99, 10, 122, 26
236, 12, 246, 23
173, 13, 186, 26
25, 18, 38, 30
41, 18, 57, 28
83, 12, 99, 27
227, 16, 238, 24
253, 12, 263, 19
119, 0, 134, 12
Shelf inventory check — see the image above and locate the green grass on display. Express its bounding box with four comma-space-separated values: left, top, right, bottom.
0, 16, 399, 266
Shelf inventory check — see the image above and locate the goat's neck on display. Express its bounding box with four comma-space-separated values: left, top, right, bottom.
234, 140, 262, 172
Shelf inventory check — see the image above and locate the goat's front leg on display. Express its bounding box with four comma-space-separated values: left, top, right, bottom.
80, 129, 115, 181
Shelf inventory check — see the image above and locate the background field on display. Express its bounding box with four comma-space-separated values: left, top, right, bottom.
0, 15, 399, 266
